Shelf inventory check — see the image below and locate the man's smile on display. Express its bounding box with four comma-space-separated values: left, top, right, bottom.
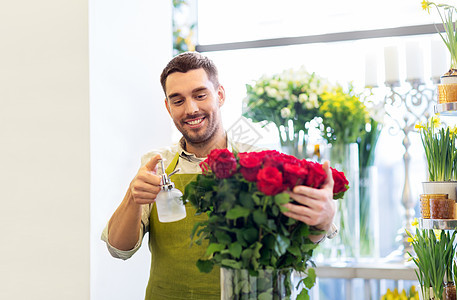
184, 116, 206, 128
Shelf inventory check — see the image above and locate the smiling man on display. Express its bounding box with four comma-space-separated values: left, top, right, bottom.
102, 52, 337, 299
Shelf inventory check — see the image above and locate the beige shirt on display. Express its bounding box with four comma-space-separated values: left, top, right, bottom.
101, 138, 260, 260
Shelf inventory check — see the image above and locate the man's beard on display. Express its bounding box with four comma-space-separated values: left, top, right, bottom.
176, 114, 220, 148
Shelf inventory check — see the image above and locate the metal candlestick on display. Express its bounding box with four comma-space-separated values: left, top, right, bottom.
383, 80, 435, 262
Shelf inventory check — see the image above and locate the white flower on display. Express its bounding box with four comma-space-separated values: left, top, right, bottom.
309, 81, 318, 91
278, 81, 288, 90
270, 79, 279, 88
309, 93, 318, 103
265, 86, 278, 98
291, 94, 298, 102
298, 93, 308, 103
255, 87, 264, 95
305, 101, 315, 109
280, 107, 291, 118
366, 101, 385, 123
279, 90, 290, 101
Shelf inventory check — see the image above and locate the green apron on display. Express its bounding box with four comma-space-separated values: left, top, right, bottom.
145, 152, 220, 299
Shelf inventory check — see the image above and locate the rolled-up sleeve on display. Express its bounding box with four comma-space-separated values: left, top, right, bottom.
101, 204, 152, 260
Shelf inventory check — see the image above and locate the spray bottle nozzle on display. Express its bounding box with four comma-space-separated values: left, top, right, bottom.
159, 159, 180, 191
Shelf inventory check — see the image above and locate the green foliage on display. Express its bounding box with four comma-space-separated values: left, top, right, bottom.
416, 117, 457, 181
242, 67, 329, 156
243, 67, 327, 132
407, 228, 457, 299
184, 170, 321, 298
319, 85, 369, 145
422, 1, 457, 69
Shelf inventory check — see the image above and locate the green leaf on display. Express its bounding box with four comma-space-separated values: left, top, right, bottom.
235, 229, 247, 247
196, 259, 214, 273
239, 191, 255, 209
262, 234, 275, 248
305, 268, 316, 288
228, 242, 242, 259
215, 231, 232, 245
274, 193, 290, 205
287, 244, 301, 256
253, 209, 268, 225
226, 205, 251, 219
241, 248, 253, 266
252, 192, 262, 205
274, 234, 290, 256
272, 205, 280, 216
259, 292, 274, 300
296, 289, 310, 300
221, 259, 242, 269
243, 227, 259, 244
266, 219, 277, 232
205, 243, 226, 257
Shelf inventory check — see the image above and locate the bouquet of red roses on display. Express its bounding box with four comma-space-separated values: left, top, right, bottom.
184, 149, 348, 299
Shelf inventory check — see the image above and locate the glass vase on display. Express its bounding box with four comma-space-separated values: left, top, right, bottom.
278, 121, 307, 159
359, 166, 380, 258
329, 142, 360, 261
220, 267, 294, 300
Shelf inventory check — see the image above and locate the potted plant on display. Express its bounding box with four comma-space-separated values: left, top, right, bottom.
183, 149, 349, 299
243, 67, 329, 158
422, 1, 457, 77
406, 225, 456, 300
416, 117, 457, 207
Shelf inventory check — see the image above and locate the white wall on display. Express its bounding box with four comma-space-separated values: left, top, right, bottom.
0, 1, 90, 300
89, 1, 172, 300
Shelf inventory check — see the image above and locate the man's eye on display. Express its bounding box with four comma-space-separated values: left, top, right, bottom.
172, 99, 184, 105
196, 93, 207, 100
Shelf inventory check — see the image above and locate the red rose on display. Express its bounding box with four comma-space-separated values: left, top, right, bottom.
257, 166, 284, 195
332, 167, 349, 194
283, 163, 308, 188
207, 149, 237, 179
304, 162, 327, 188
239, 152, 262, 182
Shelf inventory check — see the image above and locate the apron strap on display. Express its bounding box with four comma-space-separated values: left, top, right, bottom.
165, 152, 180, 175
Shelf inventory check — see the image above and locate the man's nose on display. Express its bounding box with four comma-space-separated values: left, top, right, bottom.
184, 99, 199, 115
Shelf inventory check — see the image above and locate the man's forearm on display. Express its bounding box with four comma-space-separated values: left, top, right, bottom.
108, 189, 143, 251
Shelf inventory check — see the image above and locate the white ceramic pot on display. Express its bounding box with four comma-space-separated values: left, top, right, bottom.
418, 285, 434, 300
441, 75, 457, 84
422, 181, 457, 201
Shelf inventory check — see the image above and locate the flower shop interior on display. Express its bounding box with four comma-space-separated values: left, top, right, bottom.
3, 0, 457, 300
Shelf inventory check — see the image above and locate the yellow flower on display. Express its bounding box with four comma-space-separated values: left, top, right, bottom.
450, 126, 457, 137
421, 0, 431, 13
407, 237, 414, 245
411, 218, 419, 227
414, 122, 424, 130
434, 229, 442, 240
324, 112, 333, 118
430, 116, 440, 128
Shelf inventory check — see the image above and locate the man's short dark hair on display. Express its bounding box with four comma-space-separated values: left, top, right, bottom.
160, 52, 220, 95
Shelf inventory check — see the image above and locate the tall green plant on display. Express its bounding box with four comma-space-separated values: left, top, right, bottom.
416, 117, 457, 181
422, 1, 457, 69
407, 228, 456, 300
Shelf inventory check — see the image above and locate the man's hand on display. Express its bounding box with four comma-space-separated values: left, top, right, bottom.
282, 161, 336, 233
107, 154, 163, 251
130, 154, 162, 205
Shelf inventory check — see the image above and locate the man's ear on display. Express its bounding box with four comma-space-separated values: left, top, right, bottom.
164, 98, 172, 116
217, 85, 226, 107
